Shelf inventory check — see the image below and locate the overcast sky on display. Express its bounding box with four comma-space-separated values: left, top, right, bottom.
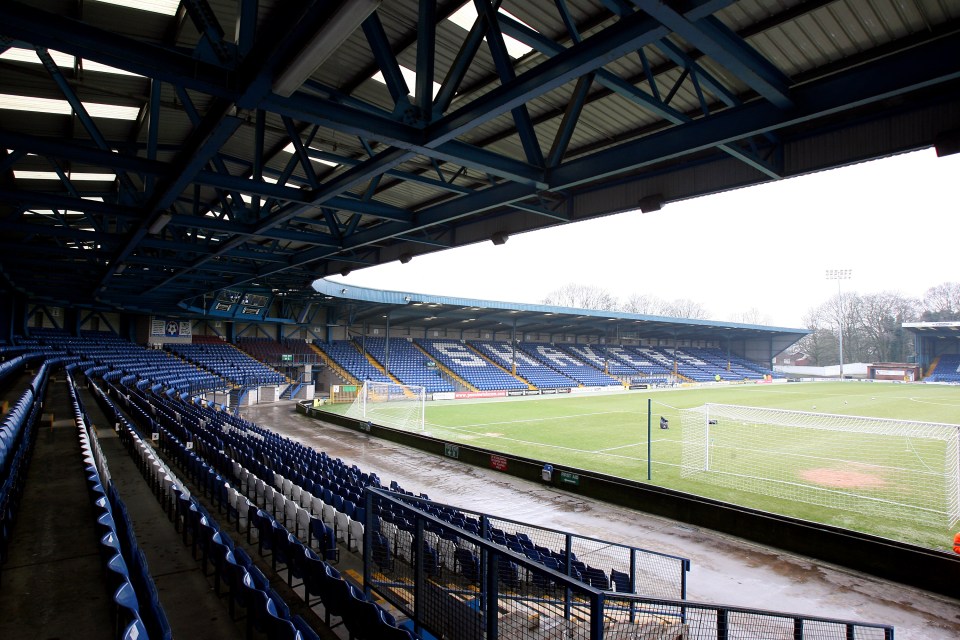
329, 148, 960, 328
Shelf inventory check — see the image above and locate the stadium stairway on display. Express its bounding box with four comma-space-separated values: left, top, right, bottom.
925, 355, 941, 379
311, 344, 360, 386
357, 345, 404, 386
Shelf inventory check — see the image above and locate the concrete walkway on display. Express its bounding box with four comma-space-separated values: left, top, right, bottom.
240, 400, 960, 640
0, 375, 115, 640
78, 385, 247, 640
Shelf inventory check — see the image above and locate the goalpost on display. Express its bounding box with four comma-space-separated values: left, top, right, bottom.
344, 381, 426, 432
680, 403, 960, 526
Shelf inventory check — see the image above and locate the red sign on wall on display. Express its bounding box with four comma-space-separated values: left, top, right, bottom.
490, 455, 509, 471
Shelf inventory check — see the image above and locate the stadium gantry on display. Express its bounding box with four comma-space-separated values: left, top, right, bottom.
1, 1, 959, 639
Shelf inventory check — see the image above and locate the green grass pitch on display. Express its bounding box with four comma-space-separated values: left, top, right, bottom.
321, 382, 960, 550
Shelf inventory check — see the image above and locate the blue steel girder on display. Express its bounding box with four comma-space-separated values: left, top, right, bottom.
96, 2, 366, 292
473, 0, 544, 168
0, 129, 167, 179
181, 0, 235, 66
0, 2, 237, 99
362, 12, 412, 110
551, 29, 960, 189
416, 0, 436, 119
629, 0, 792, 109
263, 93, 545, 187
174, 86, 251, 218
281, 116, 320, 189
35, 48, 142, 200
256, 25, 960, 282
496, 12, 783, 178
425, 8, 672, 148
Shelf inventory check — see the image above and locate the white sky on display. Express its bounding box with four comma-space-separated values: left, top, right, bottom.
329, 148, 960, 328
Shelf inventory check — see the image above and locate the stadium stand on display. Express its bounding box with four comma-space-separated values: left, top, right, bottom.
516, 342, 621, 387
926, 354, 960, 382
166, 340, 286, 388
470, 341, 578, 389
604, 346, 674, 378
314, 340, 394, 385
415, 339, 527, 391
686, 348, 769, 380
351, 337, 455, 393
558, 343, 638, 377
237, 337, 320, 366
15, 330, 227, 396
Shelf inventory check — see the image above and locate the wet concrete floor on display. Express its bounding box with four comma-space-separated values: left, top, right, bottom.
240, 400, 960, 640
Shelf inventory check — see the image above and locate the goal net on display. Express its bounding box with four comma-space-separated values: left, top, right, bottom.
681, 404, 960, 526
344, 381, 426, 432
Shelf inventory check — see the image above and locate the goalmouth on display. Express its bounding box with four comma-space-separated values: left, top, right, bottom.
344, 381, 426, 432
680, 403, 960, 527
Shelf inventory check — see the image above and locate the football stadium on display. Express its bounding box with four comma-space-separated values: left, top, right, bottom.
1, 1, 959, 640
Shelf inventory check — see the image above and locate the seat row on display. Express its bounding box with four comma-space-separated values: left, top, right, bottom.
90, 378, 323, 640
124, 387, 419, 640
71, 372, 171, 640
0, 359, 54, 581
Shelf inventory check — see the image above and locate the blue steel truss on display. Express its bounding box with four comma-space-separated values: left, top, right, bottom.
0, 0, 957, 315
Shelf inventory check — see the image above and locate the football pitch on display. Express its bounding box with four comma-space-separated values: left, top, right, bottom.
321, 382, 960, 550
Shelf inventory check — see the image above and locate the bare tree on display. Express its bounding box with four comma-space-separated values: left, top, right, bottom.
667, 298, 711, 320
797, 307, 834, 366
622, 293, 673, 315
859, 292, 918, 362
921, 282, 960, 321
729, 307, 773, 325
541, 283, 618, 310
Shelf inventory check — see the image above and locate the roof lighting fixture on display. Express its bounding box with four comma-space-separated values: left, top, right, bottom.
273, 0, 382, 97
448, 3, 534, 59
14, 170, 115, 181
91, 0, 180, 16
0, 48, 73, 66
0, 47, 142, 77
0, 94, 138, 120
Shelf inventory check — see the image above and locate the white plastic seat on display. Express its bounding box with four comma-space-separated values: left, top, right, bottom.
321, 503, 336, 528
310, 496, 324, 518
299, 490, 313, 510
295, 506, 311, 539
284, 498, 298, 531
347, 519, 364, 553
263, 485, 276, 514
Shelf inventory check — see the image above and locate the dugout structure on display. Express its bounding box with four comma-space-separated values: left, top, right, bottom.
681, 404, 960, 527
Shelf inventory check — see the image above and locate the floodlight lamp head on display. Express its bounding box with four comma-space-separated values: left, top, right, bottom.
398, 252, 413, 264
490, 231, 509, 245
340, 267, 351, 277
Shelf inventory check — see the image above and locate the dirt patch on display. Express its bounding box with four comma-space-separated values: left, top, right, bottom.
484, 432, 504, 437
800, 467, 887, 489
